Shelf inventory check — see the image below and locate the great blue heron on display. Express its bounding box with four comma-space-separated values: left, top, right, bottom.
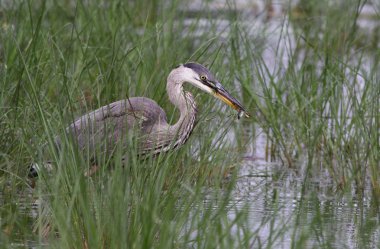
29, 62, 249, 177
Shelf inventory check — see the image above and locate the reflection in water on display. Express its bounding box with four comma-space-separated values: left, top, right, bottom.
233, 154, 380, 248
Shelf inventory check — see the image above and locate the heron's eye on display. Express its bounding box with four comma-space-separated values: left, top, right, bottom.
200, 75, 207, 81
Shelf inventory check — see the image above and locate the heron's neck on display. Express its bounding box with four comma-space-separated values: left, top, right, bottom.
166, 78, 197, 147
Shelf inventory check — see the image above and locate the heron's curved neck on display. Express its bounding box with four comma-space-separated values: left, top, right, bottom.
166, 76, 197, 147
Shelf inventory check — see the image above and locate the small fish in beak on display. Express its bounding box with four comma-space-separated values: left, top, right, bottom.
213, 82, 250, 119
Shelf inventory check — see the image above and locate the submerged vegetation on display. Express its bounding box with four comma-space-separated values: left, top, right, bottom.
0, 0, 379, 248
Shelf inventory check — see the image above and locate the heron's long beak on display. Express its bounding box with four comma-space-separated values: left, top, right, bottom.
212, 82, 250, 118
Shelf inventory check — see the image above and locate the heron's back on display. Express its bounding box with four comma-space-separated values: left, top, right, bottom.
57, 97, 168, 159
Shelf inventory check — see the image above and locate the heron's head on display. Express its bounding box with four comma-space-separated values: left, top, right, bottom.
170, 62, 250, 119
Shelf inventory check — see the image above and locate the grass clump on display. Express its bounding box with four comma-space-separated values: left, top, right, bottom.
230, 0, 380, 192
0, 0, 253, 248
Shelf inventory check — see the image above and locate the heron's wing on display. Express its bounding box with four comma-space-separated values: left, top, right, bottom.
60, 97, 168, 157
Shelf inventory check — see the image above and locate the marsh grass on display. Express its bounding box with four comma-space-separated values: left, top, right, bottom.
1, 0, 254, 248
230, 0, 380, 191
1, 0, 380, 248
